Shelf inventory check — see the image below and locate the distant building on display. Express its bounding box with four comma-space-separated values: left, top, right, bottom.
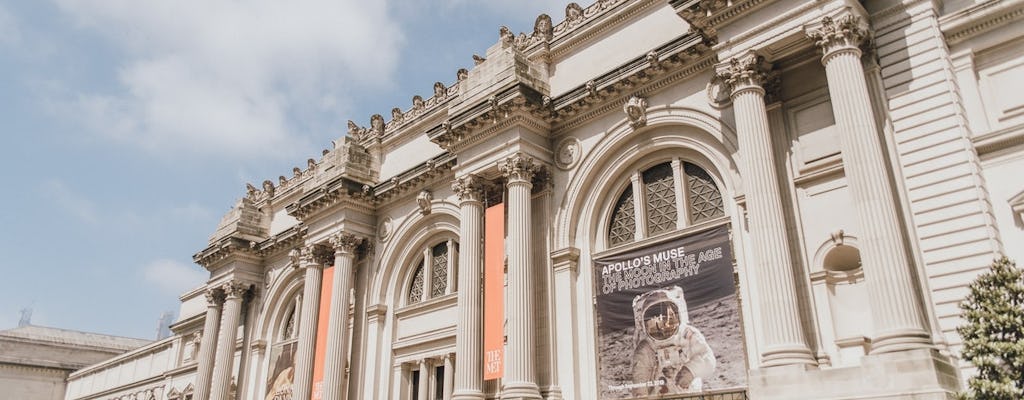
65, 0, 1024, 399
0, 324, 149, 400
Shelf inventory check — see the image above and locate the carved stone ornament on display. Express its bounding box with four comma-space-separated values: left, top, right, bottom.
714, 53, 774, 96
287, 248, 301, 268
457, 68, 469, 81
391, 107, 404, 124
416, 190, 433, 215
706, 74, 732, 108
499, 26, 515, 48
534, 14, 554, 42
452, 174, 487, 203
221, 281, 249, 299
370, 114, 385, 133
565, 3, 584, 24
262, 180, 275, 197
555, 137, 582, 170
433, 82, 446, 99
378, 216, 393, 242
500, 154, 540, 183
623, 95, 648, 128
412, 95, 425, 111
204, 288, 224, 306
807, 15, 867, 58
330, 232, 363, 254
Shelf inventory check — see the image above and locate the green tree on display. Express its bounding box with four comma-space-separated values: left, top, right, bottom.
957, 257, 1024, 400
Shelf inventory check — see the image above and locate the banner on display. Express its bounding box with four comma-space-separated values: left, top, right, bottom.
483, 203, 505, 380
594, 224, 746, 399
265, 341, 297, 400
310, 266, 334, 400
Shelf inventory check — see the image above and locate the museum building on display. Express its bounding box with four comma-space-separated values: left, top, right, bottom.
63, 0, 1024, 399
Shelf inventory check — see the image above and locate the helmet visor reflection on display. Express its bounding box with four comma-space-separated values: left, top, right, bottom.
642, 301, 681, 340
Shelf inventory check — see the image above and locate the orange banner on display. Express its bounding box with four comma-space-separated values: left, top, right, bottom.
311, 266, 334, 400
483, 203, 505, 380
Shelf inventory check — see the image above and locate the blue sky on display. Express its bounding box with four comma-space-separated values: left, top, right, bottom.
0, 0, 566, 339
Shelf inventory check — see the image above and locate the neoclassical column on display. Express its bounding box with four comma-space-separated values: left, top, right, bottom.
451, 175, 486, 400
194, 288, 223, 400
808, 15, 931, 353
443, 353, 455, 400
418, 359, 431, 400
499, 154, 543, 399
322, 232, 363, 400
210, 281, 249, 400
292, 247, 325, 400
716, 53, 816, 367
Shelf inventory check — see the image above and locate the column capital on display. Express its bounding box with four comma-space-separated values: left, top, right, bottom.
452, 174, 488, 204
807, 15, 868, 63
330, 232, 364, 255
220, 280, 249, 299
714, 52, 776, 98
499, 154, 541, 185
204, 288, 225, 307
295, 246, 326, 269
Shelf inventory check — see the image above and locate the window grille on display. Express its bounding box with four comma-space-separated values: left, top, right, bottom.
430, 243, 449, 297
608, 188, 636, 246
643, 163, 678, 236
408, 265, 425, 304
685, 163, 724, 223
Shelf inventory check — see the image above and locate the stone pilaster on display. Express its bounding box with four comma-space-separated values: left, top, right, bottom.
292, 247, 324, 400
451, 174, 486, 400
808, 15, 931, 353
210, 281, 248, 400
418, 359, 431, 400
499, 154, 543, 399
443, 353, 455, 400
716, 52, 816, 367
194, 289, 223, 400
321, 232, 363, 400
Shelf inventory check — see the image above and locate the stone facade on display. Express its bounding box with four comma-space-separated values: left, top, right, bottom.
65, 0, 1024, 399
0, 324, 149, 400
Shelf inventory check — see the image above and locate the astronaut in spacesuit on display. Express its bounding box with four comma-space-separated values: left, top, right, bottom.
630, 286, 716, 396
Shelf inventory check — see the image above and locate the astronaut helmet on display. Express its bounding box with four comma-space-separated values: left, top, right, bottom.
632, 286, 690, 344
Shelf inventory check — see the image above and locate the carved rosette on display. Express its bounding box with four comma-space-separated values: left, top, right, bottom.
500, 154, 541, 185
715, 53, 774, 98
221, 281, 249, 299
623, 95, 648, 128
808, 15, 867, 62
452, 174, 487, 203
330, 232, 363, 255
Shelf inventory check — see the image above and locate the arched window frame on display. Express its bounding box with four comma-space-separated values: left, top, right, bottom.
603, 157, 726, 248
405, 237, 460, 306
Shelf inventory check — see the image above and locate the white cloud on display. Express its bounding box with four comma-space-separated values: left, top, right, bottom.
53, 0, 404, 160
441, 0, 570, 23
142, 259, 207, 296
39, 179, 99, 224
0, 4, 19, 45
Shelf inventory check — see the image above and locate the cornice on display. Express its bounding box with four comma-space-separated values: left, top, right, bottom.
427, 84, 550, 152
972, 122, 1024, 155
940, 0, 1024, 45
545, 32, 714, 133
372, 152, 457, 206
253, 224, 307, 257
285, 176, 376, 220
193, 236, 260, 269
670, 0, 778, 41
547, 0, 660, 58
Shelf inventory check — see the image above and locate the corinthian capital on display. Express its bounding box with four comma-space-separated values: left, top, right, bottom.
330, 232, 363, 255
499, 154, 541, 184
204, 288, 225, 306
807, 15, 867, 60
714, 52, 775, 97
221, 281, 249, 299
452, 174, 487, 203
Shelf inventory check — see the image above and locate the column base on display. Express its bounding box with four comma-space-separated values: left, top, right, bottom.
761, 344, 818, 368
452, 389, 485, 400
870, 329, 933, 355
501, 381, 543, 400
749, 348, 960, 399
540, 385, 562, 400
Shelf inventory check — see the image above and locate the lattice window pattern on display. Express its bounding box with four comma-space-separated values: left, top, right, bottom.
608, 188, 636, 246
283, 306, 297, 340
430, 243, 449, 297
685, 163, 725, 223
644, 163, 678, 236
408, 265, 425, 304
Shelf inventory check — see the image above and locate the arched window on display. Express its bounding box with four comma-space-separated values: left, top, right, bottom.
607, 160, 725, 246
407, 240, 459, 305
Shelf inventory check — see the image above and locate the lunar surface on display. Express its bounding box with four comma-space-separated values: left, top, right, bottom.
598, 294, 746, 399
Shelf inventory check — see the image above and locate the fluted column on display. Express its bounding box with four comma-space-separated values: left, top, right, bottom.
322, 232, 362, 400
451, 175, 486, 400
443, 354, 455, 400
292, 247, 324, 400
716, 53, 816, 367
808, 15, 930, 353
210, 281, 248, 400
418, 359, 431, 400
499, 154, 542, 399
194, 289, 223, 400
